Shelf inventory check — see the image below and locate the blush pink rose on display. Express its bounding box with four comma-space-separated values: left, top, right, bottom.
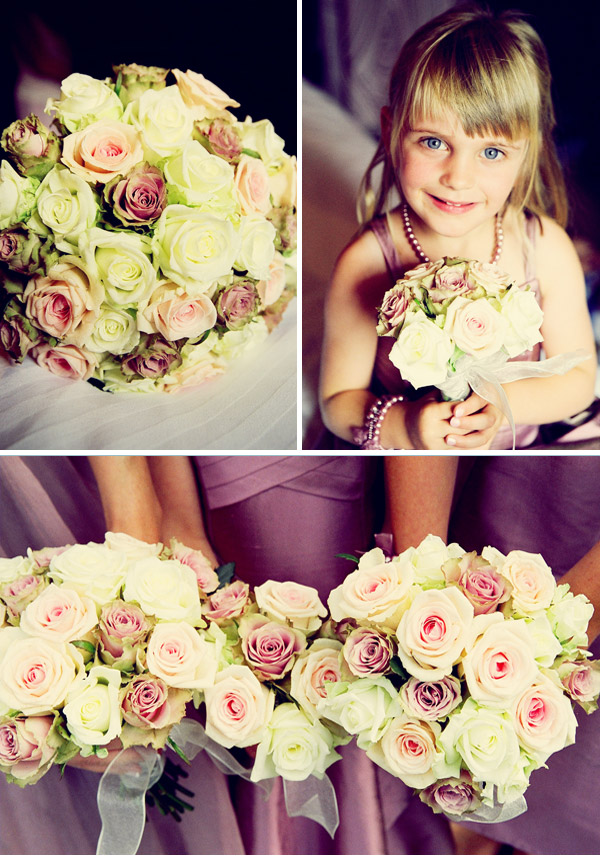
19, 584, 98, 642
0, 715, 59, 784
559, 659, 600, 704
1, 574, 47, 622
290, 639, 343, 719
443, 552, 512, 615
138, 284, 217, 341
513, 674, 577, 760
239, 615, 306, 681
172, 69, 240, 113
399, 675, 462, 721
343, 627, 393, 677
257, 254, 286, 308
254, 580, 327, 633
204, 664, 275, 747
98, 599, 151, 666
61, 120, 144, 183
146, 621, 219, 690
420, 772, 482, 816
443, 296, 508, 357
204, 581, 250, 623
121, 673, 189, 730
31, 342, 97, 380
234, 155, 271, 216
368, 714, 441, 789
170, 540, 219, 596
29, 546, 70, 570
23, 261, 101, 343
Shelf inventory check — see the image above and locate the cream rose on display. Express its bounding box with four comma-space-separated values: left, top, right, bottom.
443, 296, 508, 357
467, 261, 513, 296
103, 532, 162, 560
146, 621, 219, 690
328, 547, 414, 629
124, 86, 194, 159
137, 281, 217, 340
81, 226, 156, 308
164, 140, 235, 210
19, 584, 97, 643
254, 580, 327, 633
500, 550, 556, 613
0, 161, 37, 229
235, 215, 276, 281
389, 309, 454, 389
396, 587, 475, 681
63, 666, 121, 748
123, 557, 202, 625
257, 253, 286, 308
204, 664, 275, 748
49, 543, 129, 606
84, 305, 140, 355
500, 287, 544, 357
172, 69, 240, 117
61, 120, 144, 184
239, 118, 286, 170
512, 673, 577, 763
317, 676, 402, 746
367, 714, 446, 789
546, 585, 594, 652
45, 73, 123, 133
0, 557, 32, 585
269, 154, 297, 209
32, 165, 98, 254
290, 639, 344, 719
0, 629, 84, 715
398, 534, 465, 589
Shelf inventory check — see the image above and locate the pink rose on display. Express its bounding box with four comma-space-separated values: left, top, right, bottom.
1, 574, 47, 622
146, 621, 219, 690
204, 664, 275, 747
61, 120, 144, 184
121, 673, 189, 730
257, 253, 286, 308
376, 283, 412, 335
120, 334, 181, 379
559, 659, 600, 705
138, 284, 217, 341
234, 155, 271, 216
99, 599, 151, 667
443, 552, 512, 615
216, 279, 260, 330
206, 119, 242, 161
513, 674, 577, 760
204, 581, 250, 623
0, 715, 59, 784
28, 546, 70, 570
105, 163, 167, 226
443, 296, 508, 357
19, 584, 97, 642
429, 263, 473, 302
31, 342, 97, 380
170, 540, 219, 596
239, 615, 306, 681
399, 675, 462, 721
343, 627, 393, 677
23, 261, 101, 342
420, 772, 482, 816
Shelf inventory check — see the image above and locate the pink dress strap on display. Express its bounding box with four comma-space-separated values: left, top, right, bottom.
369, 214, 404, 282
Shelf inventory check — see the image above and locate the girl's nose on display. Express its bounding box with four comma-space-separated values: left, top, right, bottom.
440, 153, 474, 191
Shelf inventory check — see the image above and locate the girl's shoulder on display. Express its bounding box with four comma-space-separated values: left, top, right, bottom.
523, 211, 585, 295
330, 218, 397, 288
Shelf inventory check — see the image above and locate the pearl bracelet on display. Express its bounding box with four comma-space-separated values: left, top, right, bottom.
351, 395, 403, 449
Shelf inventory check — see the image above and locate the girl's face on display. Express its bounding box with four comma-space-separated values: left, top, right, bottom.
398, 111, 528, 240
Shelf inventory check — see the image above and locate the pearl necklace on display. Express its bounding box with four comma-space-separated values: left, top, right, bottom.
401, 203, 504, 265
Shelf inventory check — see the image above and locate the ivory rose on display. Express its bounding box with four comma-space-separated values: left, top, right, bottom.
19, 584, 98, 642
63, 666, 121, 748
546, 585, 594, 652
395, 587, 474, 681
45, 73, 123, 133
30, 343, 98, 381
0, 161, 38, 229
398, 534, 465, 589
138, 282, 218, 341
103, 532, 162, 560
512, 673, 577, 763
0, 557, 32, 585
81, 227, 156, 308
146, 621, 220, 690
268, 154, 297, 209
254, 580, 327, 633
317, 676, 401, 746
204, 664, 275, 748
123, 557, 202, 625
164, 140, 235, 210
367, 714, 446, 789
0, 715, 60, 785
290, 639, 344, 719
124, 86, 194, 159
239, 615, 306, 681
239, 118, 286, 171
500, 287, 544, 357
500, 550, 556, 613
389, 309, 454, 389
84, 306, 140, 355
235, 215, 276, 281
443, 296, 508, 357
328, 547, 414, 629
61, 120, 144, 184
32, 165, 98, 255
49, 542, 129, 606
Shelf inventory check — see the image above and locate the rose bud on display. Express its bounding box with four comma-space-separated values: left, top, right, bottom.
112, 63, 169, 107
0, 301, 44, 362
0, 226, 58, 276
99, 599, 151, 669
216, 279, 260, 330
104, 163, 167, 227
204, 119, 242, 161
1, 114, 61, 179
121, 334, 182, 379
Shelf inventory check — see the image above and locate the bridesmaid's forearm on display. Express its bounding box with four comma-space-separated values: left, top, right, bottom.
88, 456, 162, 542
559, 541, 600, 646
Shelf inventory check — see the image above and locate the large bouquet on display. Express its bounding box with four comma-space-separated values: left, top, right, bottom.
319, 535, 600, 820
0, 64, 296, 392
376, 257, 543, 401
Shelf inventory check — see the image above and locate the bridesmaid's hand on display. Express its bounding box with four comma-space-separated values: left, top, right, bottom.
67, 738, 124, 773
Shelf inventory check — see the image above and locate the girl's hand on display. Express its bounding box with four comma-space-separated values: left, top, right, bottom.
446, 393, 503, 449
398, 392, 501, 449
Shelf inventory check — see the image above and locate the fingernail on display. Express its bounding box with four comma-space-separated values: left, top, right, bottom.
446, 436, 456, 446
454, 407, 463, 418
450, 417, 461, 428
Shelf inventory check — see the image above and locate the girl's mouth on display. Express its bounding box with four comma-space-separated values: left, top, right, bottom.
427, 194, 478, 213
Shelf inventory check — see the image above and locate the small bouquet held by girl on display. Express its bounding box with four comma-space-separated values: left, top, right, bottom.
0, 63, 296, 393
0, 533, 344, 853
319, 535, 600, 821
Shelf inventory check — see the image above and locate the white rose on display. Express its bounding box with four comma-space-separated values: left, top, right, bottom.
31, 165, 98, 255
210, 318, 268, 362
316, 676, 401, 746
396, 587, 474, 681
0, 557, 33, 585
146, 621, 219, 690
499, 287, 544, 357
251, 702, 341, 782
290, 639, 344, 719
152, 204, 240, 291
254, 580, 327, 633
389, 309, 454, 389
0, 161, 38, 229
45, 73, 123, 133
462, 615, 539, 706
328, 547, 414, 629
443, 296, 508, 357
49, 543, 129, 606
123, 557, 202, 625
0, 628, 84, 715
81, 227, 156, 308
124, 86, 194, 160
19, 584, 97, 642
235, 215, 276, 281
84, 305, 140, 355
204, 664, 275, 748
268, 154, 297, 209
501, 550, 556, 613
63, 665, 121, 748
239, 118, 286, 170
512, 672, 577, 764
164, 140, 236, 211
397, 535, 465, 589
367, 714, 447, 789
524, 615, 563, 667
546, 584, 594, 652
103, 532, 163, 560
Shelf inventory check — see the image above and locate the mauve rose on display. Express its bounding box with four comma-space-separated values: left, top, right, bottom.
99, 599, 151, 667
170, 540, 219, 596
105, 163, 167, 226
31, 342, 97, 380
343, 627, 393, 677
1, 114, 61, 179
429, 263, 474, 303
269, 206, 297, 254
216, 279, 260, 330
204, 581, 250, 623
121, 673, 189, 730
239, 615, 306, 681
0, 226, 58, 276
400, 675, 462, 721
0, 306, 43, 362
0, 715, 59, 784
420, 772, 482, 816
206, 119, 242, 161
29, 545, 70, 570
443, 552, 511, 615
121, 334, 182, 379
376, 283, 412, 336
1, 573, 47, 622
112, 63, 169, 107
560, 659, 600, 705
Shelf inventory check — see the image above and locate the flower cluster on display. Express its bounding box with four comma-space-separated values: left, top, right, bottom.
318, 535, 599, 817
0, 534, 344, 789
376, 258, 542, 397
0, 65, 296, 392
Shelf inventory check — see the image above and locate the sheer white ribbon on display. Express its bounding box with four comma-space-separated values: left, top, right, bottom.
446, 788, 527, 824
438, 349, 589, 448
95, 717, 340, 854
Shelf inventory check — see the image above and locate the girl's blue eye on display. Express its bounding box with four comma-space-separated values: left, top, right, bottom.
483, 147, 504, 160
423, 137, 444, 150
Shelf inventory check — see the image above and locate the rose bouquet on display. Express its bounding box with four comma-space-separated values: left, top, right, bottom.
318, 534, 600, 820
0, 64, 296, 392
376, 257, 543, 401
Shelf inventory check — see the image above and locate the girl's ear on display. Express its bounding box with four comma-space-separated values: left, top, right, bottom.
380, 106, 392, 152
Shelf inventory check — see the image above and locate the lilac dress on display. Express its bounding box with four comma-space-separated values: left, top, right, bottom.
370, 212, 542, 449
449, 455, 600, 854
193, 454, 455, 854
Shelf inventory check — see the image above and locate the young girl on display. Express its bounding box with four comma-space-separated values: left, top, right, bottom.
319, 4, 597, 450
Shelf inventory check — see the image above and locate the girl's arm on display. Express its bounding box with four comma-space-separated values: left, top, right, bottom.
88, 456, 162, 542
559, 541, 600, 645
500, 218, 597, 425
320, 232, 501, 449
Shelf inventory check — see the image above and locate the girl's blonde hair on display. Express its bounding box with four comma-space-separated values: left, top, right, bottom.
359, 5, 568, 227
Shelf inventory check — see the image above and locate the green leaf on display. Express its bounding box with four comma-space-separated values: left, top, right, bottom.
71, 640, 96, 655
216, 561, 236, 588
241, 148, 261, 159
167, 736, 191, 766
335, 553, 360, 564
